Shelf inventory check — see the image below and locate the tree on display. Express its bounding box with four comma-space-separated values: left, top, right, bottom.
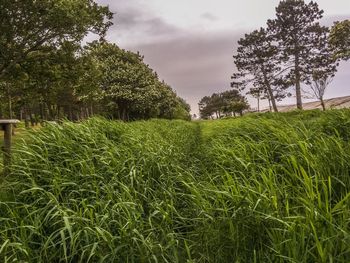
0, 0, 112, 123
230, 100, 250, 116
306, 38, 338, 111
199, 90, 249, 119
198, 96, 214, 119
172, 97, 191, 121
0, 0, 112, 80
329, 20, 350, 61
247, 87, 262, 112
308, 73, 332, 111
13, 42, 90, 122
267, 0, 328, 110
87, 42, 159, 120
85, 42, 190, 121
232, 28, 286, 112
0, 1, 191, 123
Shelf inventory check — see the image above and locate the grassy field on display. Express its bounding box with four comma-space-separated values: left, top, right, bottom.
1, 110, 350, 262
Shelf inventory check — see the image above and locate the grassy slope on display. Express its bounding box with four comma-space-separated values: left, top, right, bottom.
197, 110, 350, 262
1, 110, 350, 262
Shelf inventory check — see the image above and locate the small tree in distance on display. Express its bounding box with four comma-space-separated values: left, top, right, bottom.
306, 32, 338, 111
247, 87, 262, 112
230, 100, 250, 116
199, 90, 249, 119
308, 73, 332, 111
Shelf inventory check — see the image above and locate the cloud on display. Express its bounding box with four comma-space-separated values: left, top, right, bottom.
115, 7, 179, 36
201, 12, 219, 22
97, 0, 180, 45
97, 1, 246, 113
97, 0, 350, 113
321, 14, 350, 27
125, 30, 245, 113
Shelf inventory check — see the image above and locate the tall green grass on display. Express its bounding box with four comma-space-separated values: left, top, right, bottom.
195, 110, 350, 262
1, 110, 350, 262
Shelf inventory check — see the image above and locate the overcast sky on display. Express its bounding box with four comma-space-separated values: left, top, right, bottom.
95, 0, 350, 113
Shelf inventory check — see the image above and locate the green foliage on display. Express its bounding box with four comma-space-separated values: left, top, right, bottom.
2, 110, 350, 261
267, 0, 330, 109
0, 0, 112, 78
231, 0, 339, 112
330, 20, 350, 61
232, 28, 286, 112
0, 1, 190, 122
83, 42, 191, 120
199, 90, 249, 119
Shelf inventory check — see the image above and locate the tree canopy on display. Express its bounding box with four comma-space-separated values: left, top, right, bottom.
0, 0, 112, 79
330, 20, 350, 61
0, 0, 191, 123
232, 28, 288, 112
199, 90, 249, 119
83, 42, 191, 121
267, 0, 329, 110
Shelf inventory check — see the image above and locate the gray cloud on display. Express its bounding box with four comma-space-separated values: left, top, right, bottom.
201, 12, 219, 22
126, 30, 245, 113
115, 7, 179, 36
321, 14, 350, 27
98, 1, 245, 112
96, 0, 180, 45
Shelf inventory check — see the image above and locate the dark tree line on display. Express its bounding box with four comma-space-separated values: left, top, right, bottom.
232, 0, 347, 112
199, 90, 249, 119
0, 0, 191, 125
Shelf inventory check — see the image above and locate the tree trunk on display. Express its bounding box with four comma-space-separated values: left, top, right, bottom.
267, 87, 278, 112
44, 103, 50, 121
257, 97, 260, 112
121, 107, 126, 121
320, 97, 326, 111
76, 111, 81, 121
262, 67, 278, 112
295, 54, 303, 110
48, 104, 54, 121
6, 84, 13, 120
7, 90, 12, 119
24, 105, 30, 129
68, 105, 73, 121
29, 108, 35, 126
40, 103, 44, 123
57, 106, 61, 120
6, 86, 15, 135
90, 104, 94, 116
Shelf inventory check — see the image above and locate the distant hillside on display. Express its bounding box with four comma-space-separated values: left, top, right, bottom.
263, 96, 350, 112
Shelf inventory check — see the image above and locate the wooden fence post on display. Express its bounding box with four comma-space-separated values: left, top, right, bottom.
1, 120, 19, 175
